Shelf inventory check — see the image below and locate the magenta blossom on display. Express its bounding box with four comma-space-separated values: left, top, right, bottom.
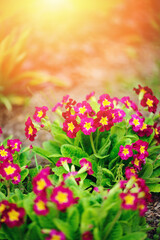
33, 106, 48, 122
98, 94, 114, 110
25, 117, 37, 141
118, 145, 133, 160
80, 118, 96, 135
79, 158, 94, 175
94, 110, 113, 132
7, 139, 22, 154
63, 116, 80, 138
141, 93, 159, 113
33, 195, 49, 216
129, 114, 143, 132
132, 140, 149, 159
46, 229, 66, 240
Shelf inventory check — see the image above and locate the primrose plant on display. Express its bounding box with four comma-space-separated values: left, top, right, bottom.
24, 85, 160, 192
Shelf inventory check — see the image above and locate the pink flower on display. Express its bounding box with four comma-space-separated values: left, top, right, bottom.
56, 157, 72, 167
32, 167, 52, 195
63, 171, 78, 180
0, 127, 2, 136
33, 106, 48, 122
120, 192, 138, 210
129, 114, 143, 132
12, 174, 21, 184
25, 117, 37, 141
94, 110, 113, 132
118, 145, 133, 160
0, 146, 13, 162
86, 91, 95, 101
153, 122, 160, 144
50, 185, 78, 211
121, 96, 138, 111
7, 139, 22, 154
63, 116, 80, 138
111, 109, 126, 123
82, 231, 93, 240
80, 118, 96, 135
125, 167, 138, 180
132, 140, 149, 159
1, 202, 25, 228
131, 155, 145, 171
74, 101, 93, 118
46, 229, 66, 240
0, 162, 21, 180
98, 94, 114, 110
79, 158, 94, 175
33, 195, 49, 215
52, 102, 63, 112
138, 199, 147, 216
133, 85, 153, 96
137, 121, 153, 137
141, 93, 159, 113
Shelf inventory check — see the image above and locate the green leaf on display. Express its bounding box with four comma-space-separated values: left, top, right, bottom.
81, 208, 97, 232
119, 232, 147, 240
68, 207, 80, 232
20, 168, 29, 182
102, 168, 114, 179
80, 132, 92, 155
139, 162, 153, 178
24, 222, 43, 240
32, 146, 56, 163
147, 183, 160, 192
151, 167, 160, 178
107, 222, 123, 240
43, 140, 61, 154
53, 218, 72, 239
144, 178, 160, 184
0, 192, 6, 201
52, 166, 68, 176
61, 144, 88, 166
93, 228, 101, 240
111, 126, 126, 141
94, 153, 109, 159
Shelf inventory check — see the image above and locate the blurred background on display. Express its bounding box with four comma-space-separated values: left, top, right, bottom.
0, 0, 160, 141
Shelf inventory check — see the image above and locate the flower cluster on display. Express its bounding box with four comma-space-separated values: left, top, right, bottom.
0, 137, 22, 184
119, 176, 151, 216
25, 106, 49, 141
134, 85, 159, 113
0, 200, 25, 227
118, 140, 149, 171
33, 168, 78, 215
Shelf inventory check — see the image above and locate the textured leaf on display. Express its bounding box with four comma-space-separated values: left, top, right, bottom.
119, 232, 147, 240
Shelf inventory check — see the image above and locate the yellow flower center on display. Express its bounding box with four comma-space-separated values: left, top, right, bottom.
103, 99, 111, 107
0, 204, 5, 213
55, 191, 68, 204
37, 110, 43, 118
37, 179, 46, 191
4, 166, 16, 175
100, 116, 108, 125
130, 169, 136, 174
140, 123, 147, 131
124, 194, 135, 205
79, 106, 86, 114
84, 122, 92, 130
133, 118, 140, 126
68, 122, 75, 132
37, 200, 46, 211
8, 209, 19, 221
112, 113, 115, 119
155, 128, 159, 135
146, 98, 153, 107
12, 143, 18, 150
140, 145, 145, 154
28, 126, 33, 135
122, 148, 129, 156
125, 100, 131, 107
51, 235, 61, 240
134, 158, 140, 166
0, 149, 8, 157
139, 204, 145, 210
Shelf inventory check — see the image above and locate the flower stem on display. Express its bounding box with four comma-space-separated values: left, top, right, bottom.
90, 133, 97, 155
34, 154, 39, 173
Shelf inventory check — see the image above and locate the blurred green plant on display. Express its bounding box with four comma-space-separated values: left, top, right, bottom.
0, 28, 65, 110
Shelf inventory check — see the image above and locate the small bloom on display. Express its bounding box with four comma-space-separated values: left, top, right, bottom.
120, 192, 138, 210
118, 145, 133, 160
32, 167, 52, 195
137, 121, 153, 137
0, 127, 2, 136
50, 185, 77, 211
132, 140, 149, 159
33, 106, 48, 122
86, 91, 95, 101
98, 94, 114, 110
82, 231, 93, 240
0, 162, 21, 180
129, 114, 143, 132
1, 202, 25, 228
7, 139, 22, 154
79, 158, 94, 175
138, 199, 147, 216
74, 101, 93, 118
94, 110, 113, 132
52, 102, 63, 112
133, 85, 153, 96
80, 118, 96, 135
33, 195, 49, 215
63, 171, 78, 180
113, 109, 126, 123
125, 167, 138, 180
46, 229, 66, 240
56, 157, 72, 167
12, 174, 21, 184
25, 117, 37, 141
141, 93, 159, 113
153, 122, 160, 144
121, 96, 138, 111
63, 116, 80, 138
0, 146, 13, 162
131, 155, 145, 171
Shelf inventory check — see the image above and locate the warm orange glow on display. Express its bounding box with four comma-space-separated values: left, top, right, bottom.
38, 0, 72, 10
